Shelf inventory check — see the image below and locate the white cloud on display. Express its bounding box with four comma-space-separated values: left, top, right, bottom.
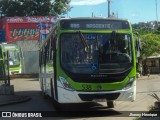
131, 13, 139, 17
70, 0, 107, 6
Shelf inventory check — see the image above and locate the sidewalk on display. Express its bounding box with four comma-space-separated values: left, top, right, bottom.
137, 74, 160, 80
0, 95, 31, 106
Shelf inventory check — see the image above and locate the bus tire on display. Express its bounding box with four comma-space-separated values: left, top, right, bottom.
50, 78, 62, 111
107, 101, 115, 108
41, 78, 49, 99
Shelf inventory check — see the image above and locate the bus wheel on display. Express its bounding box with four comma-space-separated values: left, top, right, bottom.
107, 101, 115, 108
41, 78, 49, 99
42, 91, 49, 99
50, 79, 62, 111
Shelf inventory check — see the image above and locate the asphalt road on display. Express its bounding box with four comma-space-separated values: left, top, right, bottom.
0, 75, 160, 120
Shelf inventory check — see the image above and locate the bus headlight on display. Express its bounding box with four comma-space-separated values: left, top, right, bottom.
59, 76, 74, 91
124, 77, 135, 90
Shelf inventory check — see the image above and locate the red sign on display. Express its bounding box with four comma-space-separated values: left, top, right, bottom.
6, 23, 40, 42
4, 16, 58, 42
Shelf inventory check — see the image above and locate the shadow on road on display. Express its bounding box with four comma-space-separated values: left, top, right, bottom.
15, 91, 122, 117
0, 90, 126, 119
44, 102, 123, 118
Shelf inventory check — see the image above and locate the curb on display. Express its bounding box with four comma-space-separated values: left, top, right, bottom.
10, 74, 38, 78
137, 75, 160, 80
0, 95, 31, 106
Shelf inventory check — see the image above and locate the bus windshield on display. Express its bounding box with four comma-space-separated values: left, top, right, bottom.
61, 33, 133, 74
9, 50, 20, 66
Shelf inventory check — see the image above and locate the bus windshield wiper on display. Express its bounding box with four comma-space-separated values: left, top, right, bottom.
77, 30, 89, 51
109, 31, 117, 60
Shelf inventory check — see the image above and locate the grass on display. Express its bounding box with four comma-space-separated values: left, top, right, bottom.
148, 93, 160, 102
133, 93, 160, 120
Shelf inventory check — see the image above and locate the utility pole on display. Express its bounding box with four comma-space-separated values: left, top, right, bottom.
108, 0, 111, 18
155, 0, 158, 26
92, 12, 94, 18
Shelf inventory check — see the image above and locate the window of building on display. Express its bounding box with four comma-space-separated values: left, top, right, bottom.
151, 60, 156, 67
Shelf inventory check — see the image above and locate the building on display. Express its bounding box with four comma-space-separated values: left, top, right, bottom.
0, 16, 58, 74
132, 21, 160, 30
146, 55, 160, 74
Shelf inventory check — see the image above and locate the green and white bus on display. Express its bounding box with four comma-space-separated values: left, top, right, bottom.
0, 43, 23, 75
39, 18, 141, 108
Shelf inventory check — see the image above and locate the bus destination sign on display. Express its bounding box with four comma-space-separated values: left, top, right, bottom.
60, 19, 130, 30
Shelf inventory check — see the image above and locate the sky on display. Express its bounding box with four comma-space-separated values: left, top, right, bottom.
65, 0, 160, 24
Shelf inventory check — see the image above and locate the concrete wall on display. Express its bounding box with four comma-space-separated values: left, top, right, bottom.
13, 40, 41, 74
22, 51, 39, 74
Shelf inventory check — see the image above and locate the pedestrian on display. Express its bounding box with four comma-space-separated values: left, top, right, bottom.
137, 63, 143, 76
146, 66, 150, 77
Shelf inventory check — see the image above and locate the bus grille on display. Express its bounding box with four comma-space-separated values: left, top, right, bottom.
78, 93, 120, 101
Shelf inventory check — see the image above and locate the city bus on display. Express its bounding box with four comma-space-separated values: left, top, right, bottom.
39, 18, 141, 109
0, 43, 23, 75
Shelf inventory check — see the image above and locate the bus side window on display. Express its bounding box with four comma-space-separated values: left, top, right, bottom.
46, 27, 57, 66
45, 38, 54, 67
44, 44, 48, 65
20, 48, 24, 59
42, 48, 45, 65
0, 48, 2, 59
46, 43, 49, 63
39, 50, 42, 67
4, 52, 7, 60
48, 35, 57, 66
49, 37, 53, 61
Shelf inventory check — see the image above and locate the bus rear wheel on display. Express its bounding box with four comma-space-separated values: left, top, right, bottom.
107, 101, 115, 108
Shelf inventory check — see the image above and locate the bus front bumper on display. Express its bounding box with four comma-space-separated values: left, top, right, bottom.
57, 81, 136, 103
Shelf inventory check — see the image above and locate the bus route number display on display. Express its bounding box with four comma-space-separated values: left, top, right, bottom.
60, 19, 130, 30
70, 23, 111, 29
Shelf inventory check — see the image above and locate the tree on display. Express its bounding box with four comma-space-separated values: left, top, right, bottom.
140, 33, 160, 59
51, 0, 72, 16
0, 0, 23, 17
0, 0, 71, 17
21, 0, 52, 16
133, 25, 160, 59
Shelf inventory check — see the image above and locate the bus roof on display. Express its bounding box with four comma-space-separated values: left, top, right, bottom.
60, 17, 129, 22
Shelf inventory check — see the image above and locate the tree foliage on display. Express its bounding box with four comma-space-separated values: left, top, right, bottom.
0, 0, 71, 17
140, 33, 160, 59
21, 0, 52, 16
52, 0, 72, 16
133, 25, 160, 60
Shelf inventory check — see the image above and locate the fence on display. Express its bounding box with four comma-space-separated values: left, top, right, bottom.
0, 52, 14, 95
